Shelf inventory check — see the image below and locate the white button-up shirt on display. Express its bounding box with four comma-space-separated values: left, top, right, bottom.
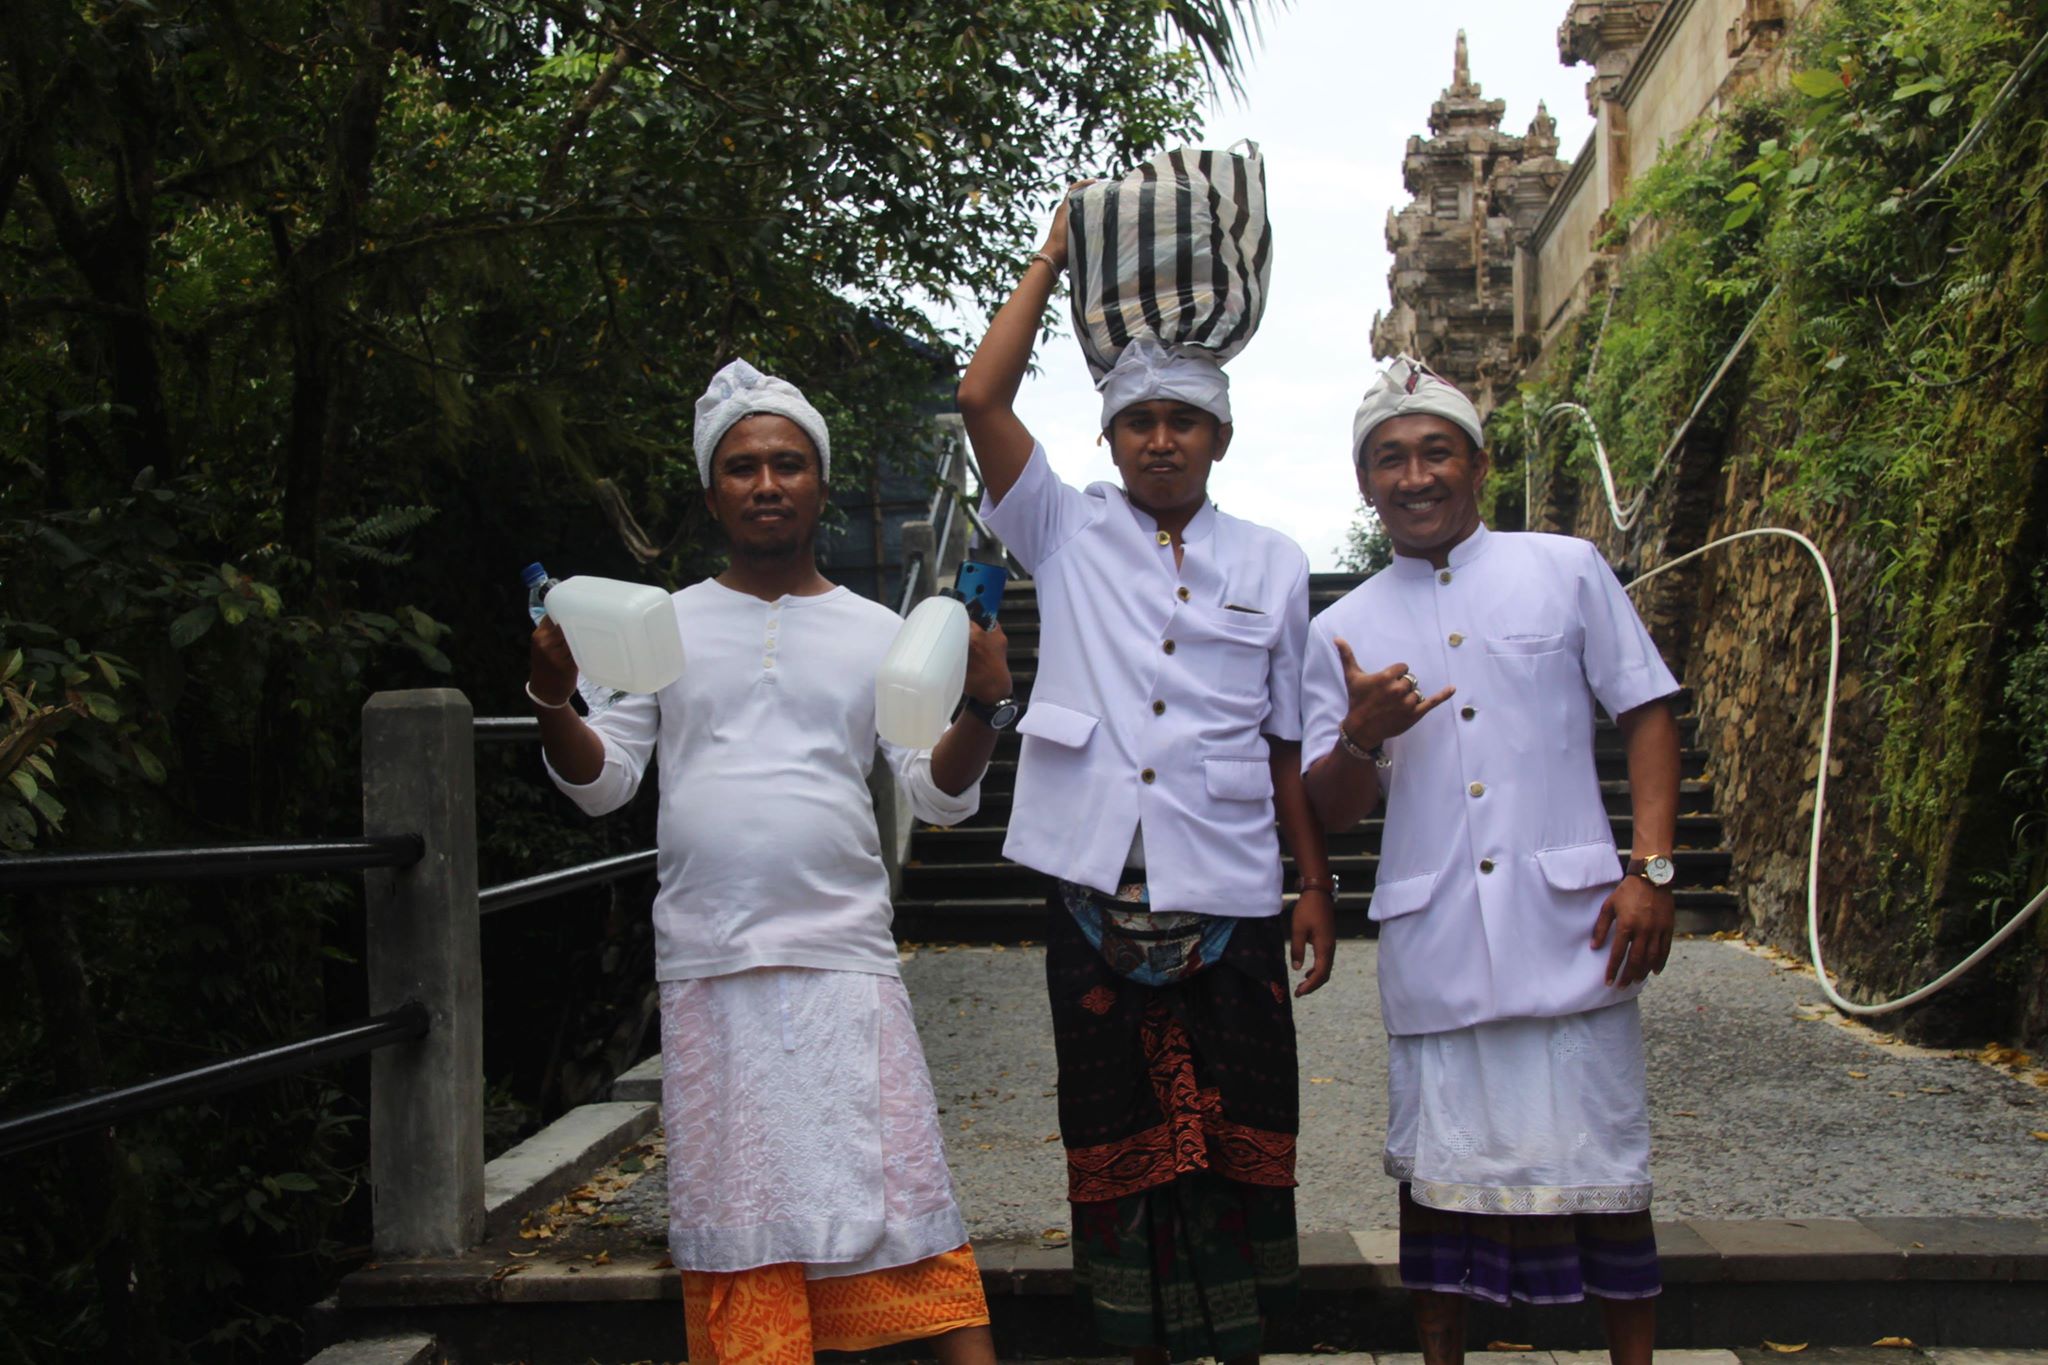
981, 443, 1310, 916
546, 581, 978, 981
1301, 526, 1679, 1035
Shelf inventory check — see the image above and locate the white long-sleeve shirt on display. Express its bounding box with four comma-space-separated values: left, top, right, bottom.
979, 443, 1310, 915
1301, 526, 1679, 1035
546, 579, 978, 981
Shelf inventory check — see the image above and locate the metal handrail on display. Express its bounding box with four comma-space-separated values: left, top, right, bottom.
0, 1001, 430, 1159
474, 715, 542, 741
478, 848, 658, 915
0, 835, 425, 892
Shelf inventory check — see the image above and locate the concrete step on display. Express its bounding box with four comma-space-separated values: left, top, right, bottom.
900, 848, 1735, 901
963, 750, 1710, 803
321, 1219, 2048, 1361
892, 889, 1743, 943
948, 779, 1723, 828
915, 813, 1730, 860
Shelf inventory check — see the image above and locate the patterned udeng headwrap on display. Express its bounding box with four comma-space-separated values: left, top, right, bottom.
1352, 356, 1485, 461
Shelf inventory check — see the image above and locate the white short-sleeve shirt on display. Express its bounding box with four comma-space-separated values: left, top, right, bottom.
546, 580, 978, 981
1301, 526, 1680, 1034
980, 443, 1310, 916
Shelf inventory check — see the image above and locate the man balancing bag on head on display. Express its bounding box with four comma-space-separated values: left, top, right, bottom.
527, 360, 1010, 1365
957, 163, 1335, 1364
1300, 358, 1684, 1365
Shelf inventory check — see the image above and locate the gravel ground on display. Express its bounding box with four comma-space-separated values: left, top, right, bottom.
902, 938, 2048, 1238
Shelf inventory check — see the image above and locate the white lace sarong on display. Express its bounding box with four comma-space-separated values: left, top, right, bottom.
1384, 997, 1652, 1215
658, 969, 966, 1277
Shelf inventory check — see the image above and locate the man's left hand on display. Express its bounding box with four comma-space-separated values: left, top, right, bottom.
1290, 889, 1336, 997
1592, 874, 1674, 987
965, 617, 1012, 706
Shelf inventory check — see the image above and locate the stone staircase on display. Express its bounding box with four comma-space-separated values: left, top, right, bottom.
894, 571, 1738, 942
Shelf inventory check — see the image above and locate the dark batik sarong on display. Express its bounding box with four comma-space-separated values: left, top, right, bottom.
1048, 883, 1300, 1357
1397, 1182, 1662, 1306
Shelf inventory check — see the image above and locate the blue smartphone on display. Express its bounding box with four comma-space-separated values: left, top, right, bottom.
954, 560, 1010, 626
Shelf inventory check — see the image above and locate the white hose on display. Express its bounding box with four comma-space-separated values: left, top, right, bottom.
1524, 309, 2044, 1017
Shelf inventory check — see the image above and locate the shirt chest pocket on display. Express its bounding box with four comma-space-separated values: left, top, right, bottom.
1483, 625, 1579, 690
1173, 606, 1280, 700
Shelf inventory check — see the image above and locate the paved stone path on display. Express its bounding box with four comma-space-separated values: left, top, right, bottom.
903, 938, 2048, 1240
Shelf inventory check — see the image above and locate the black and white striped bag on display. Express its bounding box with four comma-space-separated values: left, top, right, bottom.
1065, 140, 1272, 381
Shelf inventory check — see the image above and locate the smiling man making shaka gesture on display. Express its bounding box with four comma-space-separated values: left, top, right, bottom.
1301, 358, 1683, 1365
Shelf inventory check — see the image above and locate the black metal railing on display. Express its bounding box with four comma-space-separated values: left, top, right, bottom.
0, 831, 431, 1158
0, 1002, 430, 1159
480, 848, 657, 915
469, 714, 657, 912
0, 835, 425, 891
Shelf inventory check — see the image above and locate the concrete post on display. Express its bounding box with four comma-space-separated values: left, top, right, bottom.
361, 689, 483, 1258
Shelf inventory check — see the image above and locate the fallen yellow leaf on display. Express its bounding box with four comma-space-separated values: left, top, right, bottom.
1040, 1228, 1069, 1244
1848, 1070, 1868, 1079
1487, 1342, 1534, 1353
1043, 1133, 1061, 1142
2030, 1130, 2048, 1141
591, 1250, 611, 1266
1872, 1337, 1914, 1348
1309, 1076, 1335, 1084
1764, 1343, 1808, 1354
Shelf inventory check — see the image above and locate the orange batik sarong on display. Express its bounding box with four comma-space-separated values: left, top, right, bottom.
680, 1243, 989, 1363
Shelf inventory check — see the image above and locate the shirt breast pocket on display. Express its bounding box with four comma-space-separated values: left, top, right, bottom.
1178, 607, 1279, 700
1484, 632, 1567, 657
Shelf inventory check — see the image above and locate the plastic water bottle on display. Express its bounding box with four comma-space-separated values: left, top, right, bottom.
875, 590, 968, 748
523, 562, 559, 626
537, 575, 686, 694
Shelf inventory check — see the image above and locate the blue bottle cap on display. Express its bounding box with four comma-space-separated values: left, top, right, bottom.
520, 562, 549, 588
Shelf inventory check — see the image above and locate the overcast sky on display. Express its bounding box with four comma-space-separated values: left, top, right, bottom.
998, 0, 1596, 569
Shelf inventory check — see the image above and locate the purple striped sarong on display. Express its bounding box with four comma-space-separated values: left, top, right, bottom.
1396, 1183, 1662, 1306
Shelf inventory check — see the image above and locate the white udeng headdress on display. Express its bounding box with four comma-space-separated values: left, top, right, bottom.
1096, 338, 1233, 430
1351, 356, 1485, 461
692, 359, 831, 484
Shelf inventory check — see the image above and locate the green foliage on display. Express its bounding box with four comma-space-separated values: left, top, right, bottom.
1335, 510, 1392, 574
1519, 0, 2048, 922
0, 0, 1279, 1356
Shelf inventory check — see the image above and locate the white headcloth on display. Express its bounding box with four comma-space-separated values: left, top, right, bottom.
1096, 338, 1232, 430
1351, 356, 1484, 461
692, 358, 831, 485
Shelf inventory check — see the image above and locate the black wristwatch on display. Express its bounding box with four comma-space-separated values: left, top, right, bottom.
962, 695, 1021, 732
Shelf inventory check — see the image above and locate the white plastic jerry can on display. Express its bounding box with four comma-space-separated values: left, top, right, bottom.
540, 576, 686, 694
875, 591, 969, 748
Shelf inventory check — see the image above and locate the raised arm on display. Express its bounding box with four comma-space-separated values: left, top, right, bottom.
956, 189, 1085, 503
529, 616, 656, 814
529, 616, 605, 783
927, 617, 1013, 797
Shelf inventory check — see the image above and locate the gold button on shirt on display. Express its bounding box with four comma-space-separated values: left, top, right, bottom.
1156, 530, 1172, 546
1469, 781, 1485, 797
1449, 632, 1466, 647
1141, 768, 1157, 784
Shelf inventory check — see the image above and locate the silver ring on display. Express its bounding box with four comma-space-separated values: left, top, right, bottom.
1402, 671, 1421, 695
